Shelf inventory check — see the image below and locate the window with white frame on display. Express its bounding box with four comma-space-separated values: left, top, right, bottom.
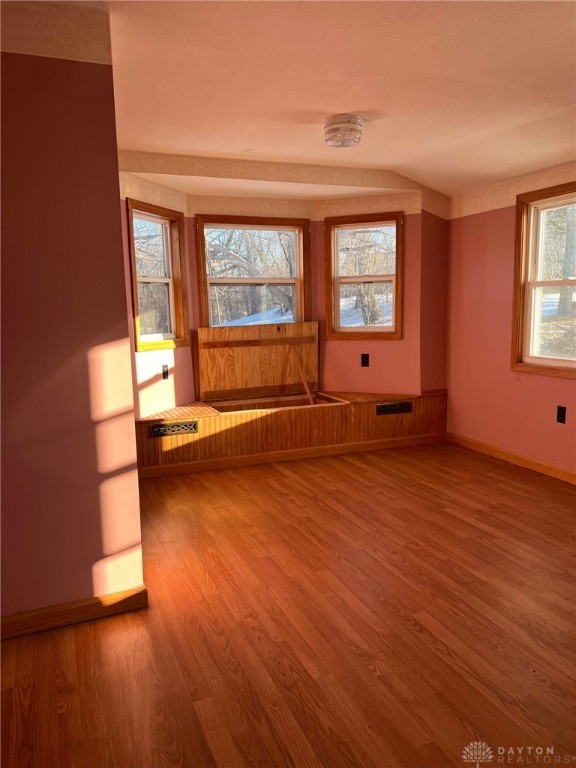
127, 199, 189, 351
513, 184, 575, 375
326, 212, 404, 340
196, 215, 310, 327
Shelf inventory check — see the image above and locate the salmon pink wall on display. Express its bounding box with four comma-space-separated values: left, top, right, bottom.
1, 52, 144, 615
448, 207, 576, 474
420, 211, 449, 392
317, 215, 423, 394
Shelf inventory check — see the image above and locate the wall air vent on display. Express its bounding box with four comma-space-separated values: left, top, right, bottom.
151, 421, 199, 438
376, 401, 413, 416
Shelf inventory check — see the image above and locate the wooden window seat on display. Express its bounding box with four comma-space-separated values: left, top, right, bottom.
134, 323, 446, 476
135, 390, 447, 477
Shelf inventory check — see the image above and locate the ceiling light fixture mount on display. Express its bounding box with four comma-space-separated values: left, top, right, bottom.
324, 113, 364, 147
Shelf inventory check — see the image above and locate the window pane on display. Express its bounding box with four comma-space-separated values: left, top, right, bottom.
209, 284, 295, 326
530, 286, 576, 361
133, 216, 168, 277
138, 282, 173, 335
336, 225, 396, 276
538, 204, 576, 280
205, 227, 297, 279
338, 282, 394, 327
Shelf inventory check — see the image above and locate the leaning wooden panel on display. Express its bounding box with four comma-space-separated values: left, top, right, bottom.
197, 322, 319, 401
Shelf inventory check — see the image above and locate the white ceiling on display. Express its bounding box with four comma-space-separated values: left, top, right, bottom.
109, 1, 576, 197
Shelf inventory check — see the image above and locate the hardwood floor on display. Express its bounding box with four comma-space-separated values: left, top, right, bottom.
2, 444, 575, 768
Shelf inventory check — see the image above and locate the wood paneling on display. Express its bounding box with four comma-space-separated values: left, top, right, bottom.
201, 335, 316, 349
135, 390, 447, 476
138, 402, 219, 421
197, 321, 319, 401
3, 446, 575, 767
326, 391, 416, 403
1, 587, 148, 641
201, 382, 320, 402
209, 394, 338, 412
138, 434, 446, 477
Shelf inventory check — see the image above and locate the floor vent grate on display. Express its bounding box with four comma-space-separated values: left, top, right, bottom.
376, 401, 413, 416
151, 421, 199, 437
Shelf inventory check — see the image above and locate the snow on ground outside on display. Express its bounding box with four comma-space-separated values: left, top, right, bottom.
218, 292, 570, 327
220, 296, 393, 327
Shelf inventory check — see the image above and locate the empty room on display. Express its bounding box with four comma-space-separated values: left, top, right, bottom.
1, 1, 575, 767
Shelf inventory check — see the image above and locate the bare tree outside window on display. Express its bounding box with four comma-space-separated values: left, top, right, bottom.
326, 213, 403, 339
202, 224, 302, 326
536, 204, 576, 360
512, 184, 575, 375
133, 216, 173, 335
336, 224, 396, 327
127, 199, 189, 352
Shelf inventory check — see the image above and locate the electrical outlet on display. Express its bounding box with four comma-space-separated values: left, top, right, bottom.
361, 353, 369, 367
557, 405, 566, 424
162, 364, 169, 380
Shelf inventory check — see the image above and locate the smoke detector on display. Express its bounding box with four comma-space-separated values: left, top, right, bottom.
324, 113, 364, 147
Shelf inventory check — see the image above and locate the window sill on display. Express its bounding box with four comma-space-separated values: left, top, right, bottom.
326, 329, 402, 341
136, 336, 190, 353
512, 361, 576, 379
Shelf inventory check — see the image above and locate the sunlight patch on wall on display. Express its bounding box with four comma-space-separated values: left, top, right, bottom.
92, 544, 144, 598
87, 338, 135, 422
88, 338, 144, 600
98, 473, 141, 555
136, 347, 176, 418
94, 411, 138, 474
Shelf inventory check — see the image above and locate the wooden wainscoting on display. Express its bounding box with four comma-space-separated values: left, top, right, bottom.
136, 391, 447, 476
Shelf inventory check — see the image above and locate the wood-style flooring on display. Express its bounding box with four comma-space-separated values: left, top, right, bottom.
2, 444, 575, 768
